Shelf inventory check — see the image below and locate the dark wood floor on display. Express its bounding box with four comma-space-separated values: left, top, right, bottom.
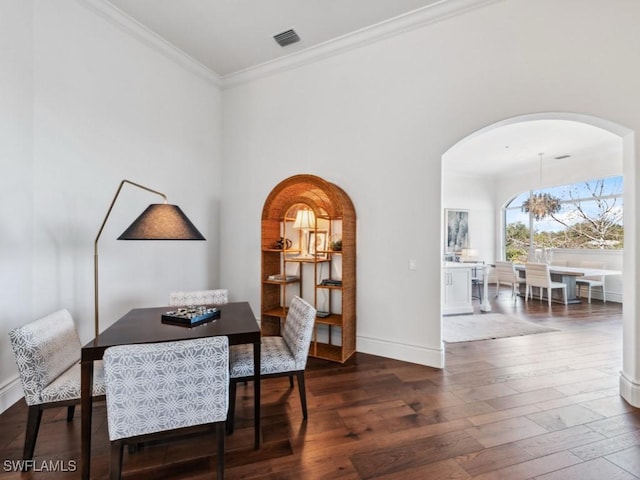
2, 289, 638, 479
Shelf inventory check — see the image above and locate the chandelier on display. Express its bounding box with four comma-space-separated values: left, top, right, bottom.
521, 153, 561, 220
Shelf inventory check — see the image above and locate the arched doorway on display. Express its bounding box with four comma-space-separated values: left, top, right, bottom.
441, 112, 638, 407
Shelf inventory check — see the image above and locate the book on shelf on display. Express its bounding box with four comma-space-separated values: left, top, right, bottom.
267, 274, 299, 281
320, 278, 342, 287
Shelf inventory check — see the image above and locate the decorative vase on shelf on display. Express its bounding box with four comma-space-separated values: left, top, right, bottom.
329, 234, 342, 251
273, 237, 292, 250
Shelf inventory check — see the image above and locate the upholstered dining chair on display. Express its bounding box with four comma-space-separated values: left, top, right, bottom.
169, 289, 229, 306
524, 262, 567, 306
494, 261, 524, 298
8, 309, 106, 466
227, 296, 316, 434
576, 261, 606, 303
103, 336, 229, 480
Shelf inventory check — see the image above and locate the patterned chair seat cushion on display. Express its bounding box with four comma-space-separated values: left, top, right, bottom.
40, 361, 105, 403
229, 337, 296, 378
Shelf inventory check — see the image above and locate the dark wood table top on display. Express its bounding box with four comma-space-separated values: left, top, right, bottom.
80, 301, 262, 479
82, 301, 260, 360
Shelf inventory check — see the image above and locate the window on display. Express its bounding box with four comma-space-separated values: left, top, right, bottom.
504, 176, 623, 262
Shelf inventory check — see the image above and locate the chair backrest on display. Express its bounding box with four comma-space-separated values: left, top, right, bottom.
103, 336, 229, 441
169, 289, 229, 306
495, 261, 517, 283
580, 261, 605, 281
282, 296, 316, 370
8, 309, 82, 406
524, 262, 552, 288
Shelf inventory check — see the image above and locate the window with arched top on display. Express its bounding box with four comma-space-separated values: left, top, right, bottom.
503, 176, 623, 262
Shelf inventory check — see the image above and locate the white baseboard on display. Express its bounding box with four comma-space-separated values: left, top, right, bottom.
357, 335, 444, 368
620, 371, 640, 408
0, 376, 23, 414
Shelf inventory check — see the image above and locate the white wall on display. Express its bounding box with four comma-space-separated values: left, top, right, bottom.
0, 0, 223, 410
221, 0, 640, 392
442, 173, 495, 264
0, 0, 35, 410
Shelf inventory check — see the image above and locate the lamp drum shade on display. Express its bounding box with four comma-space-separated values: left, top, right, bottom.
292, 209, 316, 229
117, 204, 205, 240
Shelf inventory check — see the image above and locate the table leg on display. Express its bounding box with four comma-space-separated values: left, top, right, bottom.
253, 341, 260, 449
552, 273, 581, 304
81, 360, 93, 480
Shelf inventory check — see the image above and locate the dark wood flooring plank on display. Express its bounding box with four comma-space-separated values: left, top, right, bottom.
1, 292, 639, 479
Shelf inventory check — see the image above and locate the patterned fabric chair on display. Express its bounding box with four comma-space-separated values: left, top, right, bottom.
227, 296, 316, 433
168, 289, 229, 306
103, 336, 228, 480
8, 309, 105, 465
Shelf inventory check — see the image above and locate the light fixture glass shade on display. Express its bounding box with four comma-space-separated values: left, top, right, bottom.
521, 152, 562, 221
521, 193, 561, 221
117, 204, 206, 240
292, 209, 315, 229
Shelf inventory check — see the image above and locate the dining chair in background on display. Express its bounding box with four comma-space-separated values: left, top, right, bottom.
226, 296, 316, 434
524, 262, 567, 306
8, 309, 106, 466
169, 289, 229, 306
103, 336, 229, 480
576, 261, 606, 303
494, 261, 523, 298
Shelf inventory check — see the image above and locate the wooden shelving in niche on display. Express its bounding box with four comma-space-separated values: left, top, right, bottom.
261, 174, 356, 363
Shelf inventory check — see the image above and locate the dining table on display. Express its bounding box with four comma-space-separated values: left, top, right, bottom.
80, 301, 261, 480
513, 264, 621, 303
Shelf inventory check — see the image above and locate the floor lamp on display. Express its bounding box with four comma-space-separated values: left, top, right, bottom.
94, 179, 205, 340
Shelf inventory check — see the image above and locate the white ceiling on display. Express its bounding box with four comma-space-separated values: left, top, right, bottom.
105, 0, 443, 77
100, 1, 622, 174
444, 120, 621, 177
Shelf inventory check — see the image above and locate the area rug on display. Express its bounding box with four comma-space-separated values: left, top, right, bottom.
443, 313, 559, 343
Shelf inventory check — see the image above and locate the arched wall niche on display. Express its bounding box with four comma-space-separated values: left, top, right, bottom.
261, 173, 357, 363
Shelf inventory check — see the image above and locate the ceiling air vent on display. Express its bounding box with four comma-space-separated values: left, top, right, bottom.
273, 29, 300, 47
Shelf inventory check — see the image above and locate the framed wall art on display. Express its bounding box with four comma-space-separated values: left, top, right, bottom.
445, 209, 469, 253
308, 230, 328, 259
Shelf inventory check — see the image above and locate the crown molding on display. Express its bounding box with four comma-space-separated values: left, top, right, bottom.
222, 0, 502, 89
78, 0, 500, 90
77, 0, 222, 87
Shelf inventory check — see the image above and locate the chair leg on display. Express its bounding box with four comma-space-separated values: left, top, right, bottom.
588, 285, 592, 304
23, 406, 43, 464
547, 288, 551, 306
289, 375, 294, 388
226, 379, 237, 435
216, 422, 225, 479
66, 405, 76, 422
110, 440, 124, 480
296, 371, 308, 420
603, 286, 606, 303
